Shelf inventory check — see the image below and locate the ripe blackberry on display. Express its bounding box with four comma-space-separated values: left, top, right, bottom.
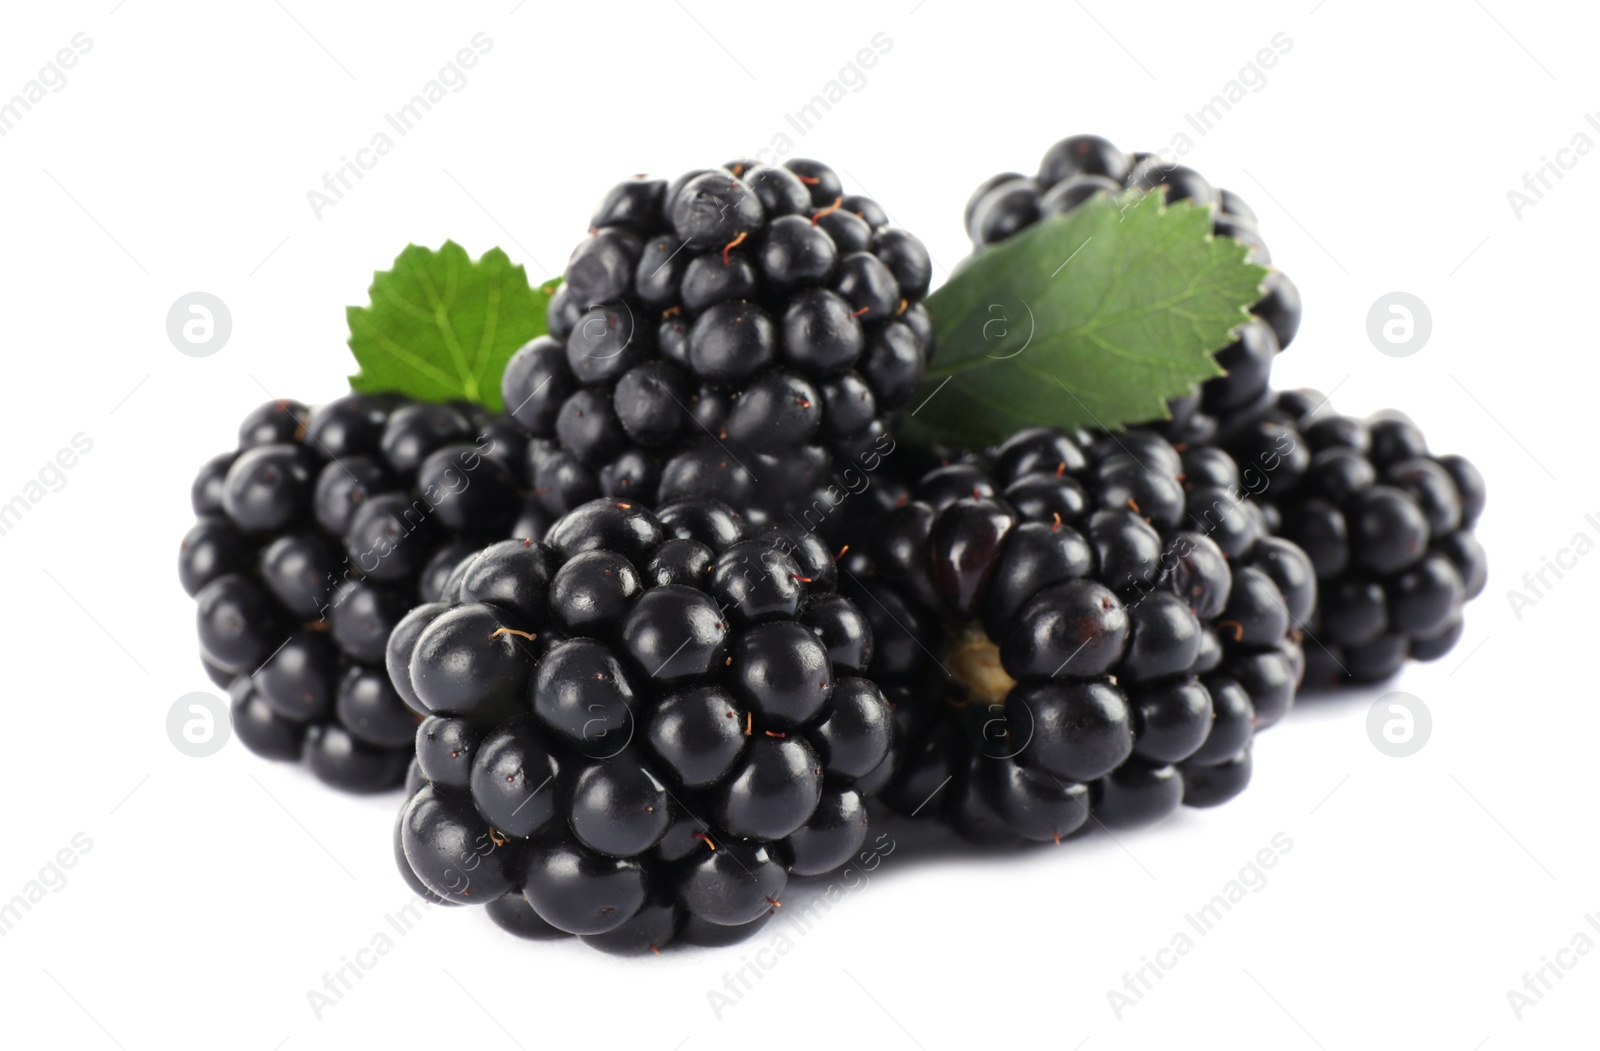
392, 497, 890, 951
839, 426, 1311, 844
1225, 391, 1487, 685
181, 395, 529, 791
503, 158, 932, 534
964, 134, 1301, 441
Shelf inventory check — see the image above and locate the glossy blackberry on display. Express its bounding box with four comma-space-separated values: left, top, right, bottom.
1226, 391, 1487, 685
841, 426, 1310, 843
503, 159, 934, 534
393, 497, 890, 950
964, 134, 1301, 439
181, 394, 530, 792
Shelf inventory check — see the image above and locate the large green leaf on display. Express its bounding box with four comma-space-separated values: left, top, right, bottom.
913, 192, 1266, 446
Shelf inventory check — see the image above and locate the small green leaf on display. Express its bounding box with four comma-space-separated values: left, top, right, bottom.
347, 241, 558, 412
911, 192, 1266, 447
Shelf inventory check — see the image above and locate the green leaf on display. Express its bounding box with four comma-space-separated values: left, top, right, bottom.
912, 192, 1266, 447
347, 241, 558, 413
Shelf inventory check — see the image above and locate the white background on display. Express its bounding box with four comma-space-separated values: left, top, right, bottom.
0, 1, 1593, 1047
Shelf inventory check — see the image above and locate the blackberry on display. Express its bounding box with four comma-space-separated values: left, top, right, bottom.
503, 158, 933, 534
1226, 391, 1487, 685
181, 395, 529, 792
839, 426, 1311, 844
964, 134, 1301, 441
392, 497, 890, 951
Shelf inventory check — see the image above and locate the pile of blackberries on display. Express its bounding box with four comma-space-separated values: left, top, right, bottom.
178, 151, 1485, 954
